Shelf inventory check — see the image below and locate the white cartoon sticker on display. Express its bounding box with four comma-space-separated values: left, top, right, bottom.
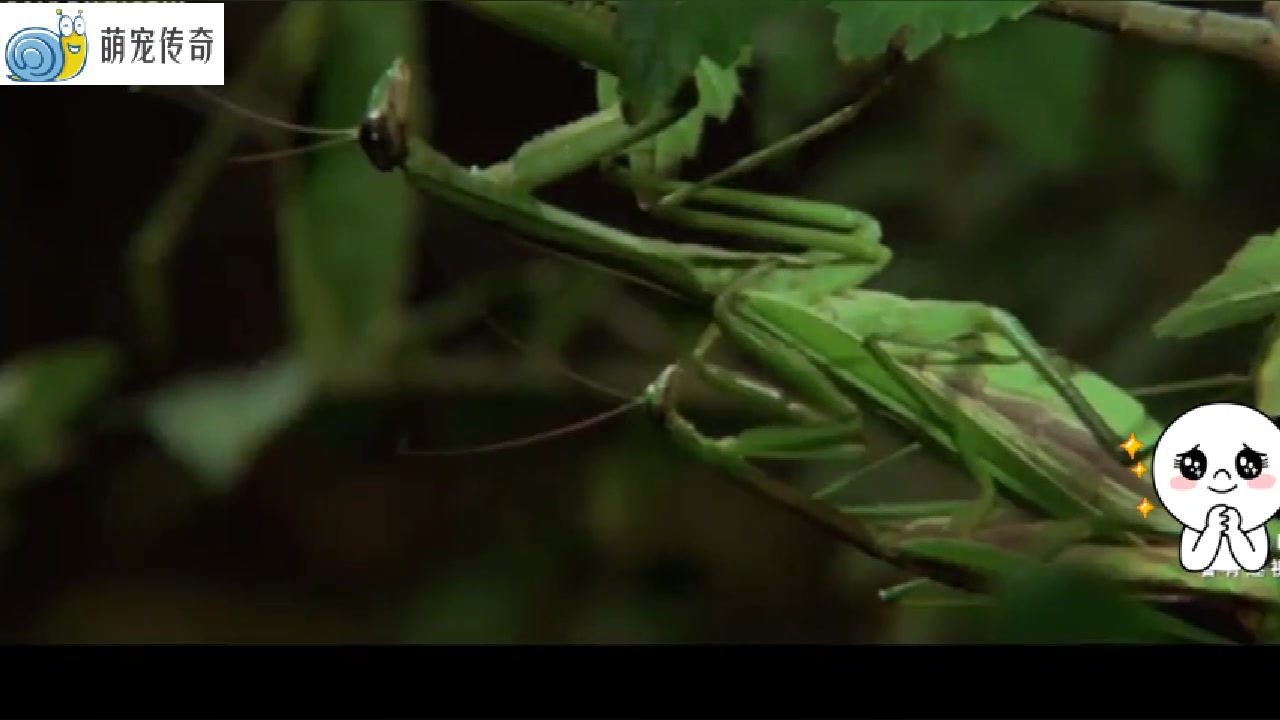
1151, 402, 1280, 573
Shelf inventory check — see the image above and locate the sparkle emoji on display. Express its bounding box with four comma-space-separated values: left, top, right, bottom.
1136, 497, 1154, 518
1121, 433, 1144, 460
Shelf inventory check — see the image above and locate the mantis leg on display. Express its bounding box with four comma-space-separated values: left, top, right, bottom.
682, 324, 830, 427
685, 264, 977, 505
456, 90, 889, 266
479, 102, 689, 194
607, 168, 886, 260
663, 344, 960, 506
643, 364, 893, 562
656, 321, 865, 467
658, 325, 976, 516
644, 361, 990, 581
861, 337, 1004, 536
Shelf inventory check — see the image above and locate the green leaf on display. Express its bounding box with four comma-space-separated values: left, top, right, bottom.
613, 0, 783, 114
695, 2, 784, 68
1153, 229, 1280, 339
1142, 55, 1231, 190
904, 542, 1231, 643
1254, 319, 1280, 415
597, 57, 743, 178
829, 0, 1038, 62
693, 56, 742, 122
942, 16, 1104, 172
992, 563, 1227, 644
1061, 542, 1280, 608
0, 342, 118, 472
145, 354, 314, 489
280, 1, 424, 382
614, 1, 702, 115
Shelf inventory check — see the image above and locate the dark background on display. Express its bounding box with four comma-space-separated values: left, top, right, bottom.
0, 0, 1277, 642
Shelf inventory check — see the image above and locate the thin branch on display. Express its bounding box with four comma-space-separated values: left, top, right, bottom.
1038, 0, 1280, 76
654, 29, 910, 210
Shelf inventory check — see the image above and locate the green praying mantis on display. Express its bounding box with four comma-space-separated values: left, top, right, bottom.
198, 5, 1280, 641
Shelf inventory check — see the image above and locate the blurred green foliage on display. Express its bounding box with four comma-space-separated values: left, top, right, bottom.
281, 1, 425, 383
3, 0, 1280, 642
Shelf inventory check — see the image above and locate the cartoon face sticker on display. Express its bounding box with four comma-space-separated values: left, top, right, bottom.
1151, 402, 1280, 572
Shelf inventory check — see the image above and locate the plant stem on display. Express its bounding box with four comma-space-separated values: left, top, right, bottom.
452, 0, 621, 76
1038, 0, 1280, 75
655, 39, 907, 210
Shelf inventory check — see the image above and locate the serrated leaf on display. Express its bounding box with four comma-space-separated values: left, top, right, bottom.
615, 1, 702, 115
0, 342, 118, 472
1153, 229, 1280, 339
829, 0, 1037, 63
695, 1, 792, 68
694, 57, 742, 122
942, 16, 1103, 172
597, 57, 742, 178
613, 0, 782, 115
146, 354, 314, 489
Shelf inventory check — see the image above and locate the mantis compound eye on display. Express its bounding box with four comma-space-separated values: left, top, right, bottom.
1175, 446, 1207, 480
358, 116, 405, 172
1236, 444, 1267, 480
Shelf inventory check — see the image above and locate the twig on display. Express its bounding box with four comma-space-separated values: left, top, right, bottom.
1038, 1, 1280, 76
655, 30, 911, 211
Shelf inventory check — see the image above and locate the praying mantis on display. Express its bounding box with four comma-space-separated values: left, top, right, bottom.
200, 2, 1280, 640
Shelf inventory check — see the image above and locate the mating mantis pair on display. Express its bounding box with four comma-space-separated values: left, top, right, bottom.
200, 4, 1280, 640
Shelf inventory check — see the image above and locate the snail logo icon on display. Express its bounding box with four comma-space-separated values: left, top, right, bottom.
5, 8, 87, 82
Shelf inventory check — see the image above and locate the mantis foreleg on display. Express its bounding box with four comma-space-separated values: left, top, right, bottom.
646, 365, 971, 588
608, 168, 885, 259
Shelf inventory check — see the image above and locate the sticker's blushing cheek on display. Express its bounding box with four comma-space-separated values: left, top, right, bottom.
1247, 473, 1276, 490
1170, 476, 1196, 491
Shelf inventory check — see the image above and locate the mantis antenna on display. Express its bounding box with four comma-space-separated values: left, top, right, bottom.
188, 84, 361, 163
396, 395, 647, 457
185, 70, 658, 456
